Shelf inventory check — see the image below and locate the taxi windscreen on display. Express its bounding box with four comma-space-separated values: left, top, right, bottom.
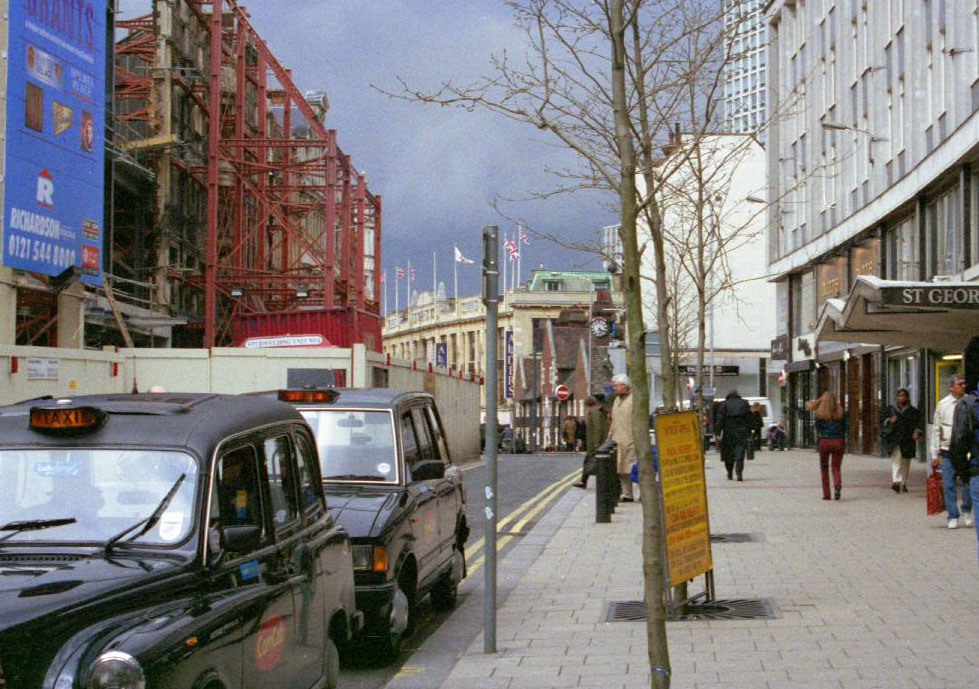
0, 449, 199, 545
300, 410, 397, 482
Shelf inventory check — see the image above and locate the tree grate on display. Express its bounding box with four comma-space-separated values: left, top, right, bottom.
710, 532, 762, 543
605, 598, 777, 623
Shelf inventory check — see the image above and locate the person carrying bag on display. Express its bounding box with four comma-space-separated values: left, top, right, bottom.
574, 396, 609, 489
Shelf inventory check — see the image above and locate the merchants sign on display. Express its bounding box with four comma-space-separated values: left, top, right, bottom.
655, 410, 712, 587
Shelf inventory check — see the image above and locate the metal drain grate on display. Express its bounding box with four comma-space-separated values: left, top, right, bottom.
710, 532, 762, 543
605, 598, 777, 623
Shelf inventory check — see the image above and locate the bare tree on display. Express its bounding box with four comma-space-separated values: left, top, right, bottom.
387, 1, 756, 685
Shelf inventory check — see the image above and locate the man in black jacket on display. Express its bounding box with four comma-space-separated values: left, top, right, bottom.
716, 390, 752, 481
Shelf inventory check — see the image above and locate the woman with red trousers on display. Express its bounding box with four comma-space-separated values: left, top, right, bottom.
808, 392, 847, 501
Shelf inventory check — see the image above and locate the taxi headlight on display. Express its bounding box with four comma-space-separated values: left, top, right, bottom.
351, 545, 373, 571
86, 651, 145, 689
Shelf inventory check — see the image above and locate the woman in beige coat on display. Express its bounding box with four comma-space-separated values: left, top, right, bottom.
607, 373, 639, 501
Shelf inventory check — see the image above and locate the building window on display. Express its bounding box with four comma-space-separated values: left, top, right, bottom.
883, 214, 918, 280
850, 238, 880, 288
926, 186, 961, 277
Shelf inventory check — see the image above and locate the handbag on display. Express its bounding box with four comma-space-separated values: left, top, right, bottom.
926, 468, 945, 516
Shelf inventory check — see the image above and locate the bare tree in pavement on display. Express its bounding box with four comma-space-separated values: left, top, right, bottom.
387, 1, 759, 685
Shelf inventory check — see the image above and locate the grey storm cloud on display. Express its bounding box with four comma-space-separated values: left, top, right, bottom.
117, 0, 615, 296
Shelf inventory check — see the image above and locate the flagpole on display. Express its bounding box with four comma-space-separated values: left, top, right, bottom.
433, 251, 437, 302
516, 225, 522, 292
407, 259, 412, 307
453, 247, 459, 315
501, 231, 507, 306
383, 271, 388, 316
395, 272, 399, 314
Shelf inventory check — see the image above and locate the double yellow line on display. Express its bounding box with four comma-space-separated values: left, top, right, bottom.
465, 469, 580, 577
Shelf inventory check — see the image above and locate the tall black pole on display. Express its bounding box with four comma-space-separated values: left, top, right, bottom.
481, 226, 499, 653
530, 349, 539, 453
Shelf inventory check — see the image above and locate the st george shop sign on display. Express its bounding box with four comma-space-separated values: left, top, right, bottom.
880, 286, 979, 309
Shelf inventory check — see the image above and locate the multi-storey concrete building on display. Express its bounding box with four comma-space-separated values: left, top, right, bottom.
724, 0, 769, 138
766, 0, 979, 451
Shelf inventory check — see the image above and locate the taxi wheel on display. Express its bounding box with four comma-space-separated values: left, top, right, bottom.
323, 637, 340, 689
379, 580, 414, 659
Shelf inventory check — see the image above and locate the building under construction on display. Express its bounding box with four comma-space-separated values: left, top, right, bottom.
104, 0, 381, 349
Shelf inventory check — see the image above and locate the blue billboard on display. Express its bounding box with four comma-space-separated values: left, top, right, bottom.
3, 0, 106, 286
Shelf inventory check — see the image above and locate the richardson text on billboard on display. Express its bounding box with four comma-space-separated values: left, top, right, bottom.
3, 0, 106, 286
881, 286, 979, 309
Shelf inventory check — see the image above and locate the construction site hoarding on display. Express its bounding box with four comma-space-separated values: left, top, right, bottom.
3, 0, 106, 286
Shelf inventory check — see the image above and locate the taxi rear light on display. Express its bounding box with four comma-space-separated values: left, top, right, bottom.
278, 389, 339, 403
29, 406, 106, 435
372, 545, 388, 573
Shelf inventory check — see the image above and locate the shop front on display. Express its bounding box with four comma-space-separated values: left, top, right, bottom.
817, 277, 979, 455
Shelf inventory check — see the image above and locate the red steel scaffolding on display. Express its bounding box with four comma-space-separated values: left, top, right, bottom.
114, 1, 382, 349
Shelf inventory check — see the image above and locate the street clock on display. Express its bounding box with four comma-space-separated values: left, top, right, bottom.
590, 317, 610, 338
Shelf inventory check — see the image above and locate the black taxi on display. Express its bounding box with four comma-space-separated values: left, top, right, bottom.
271, 389, 468, 656
0, 393, 358, 689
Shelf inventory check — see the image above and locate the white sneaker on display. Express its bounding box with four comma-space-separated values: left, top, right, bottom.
947, 518, 958, 529
964, 514, 974, 527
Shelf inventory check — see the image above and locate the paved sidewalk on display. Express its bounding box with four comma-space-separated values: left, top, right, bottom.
422, 449, 979, 689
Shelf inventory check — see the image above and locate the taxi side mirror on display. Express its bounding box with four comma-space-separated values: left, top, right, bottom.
222, 525, 262, 554
411, 460, 445, 482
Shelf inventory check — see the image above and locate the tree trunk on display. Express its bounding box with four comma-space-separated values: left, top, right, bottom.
610, 2, 670, 687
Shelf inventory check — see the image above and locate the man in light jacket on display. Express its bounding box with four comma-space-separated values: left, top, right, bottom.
932, 374, 972, 529
607, 374, 638, 502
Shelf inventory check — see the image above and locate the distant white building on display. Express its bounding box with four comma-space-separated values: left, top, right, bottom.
723, 0, 768, 139
637, 133, 779, 412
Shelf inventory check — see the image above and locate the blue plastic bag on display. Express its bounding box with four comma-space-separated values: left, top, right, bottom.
630, 446, 659, 482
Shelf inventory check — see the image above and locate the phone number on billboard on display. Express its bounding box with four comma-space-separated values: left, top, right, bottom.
7, 234, 76, 268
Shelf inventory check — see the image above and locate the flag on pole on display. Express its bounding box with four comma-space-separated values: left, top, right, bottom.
519, 228, 530, 245
454, 246, 475, 264
380, 272, 386, 283
409, 264, 416, 280
396, 266, 405, 279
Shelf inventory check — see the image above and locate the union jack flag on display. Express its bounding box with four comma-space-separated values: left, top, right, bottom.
502, 238, 515, 252
519, 228, 529, 245
380, 272, 386, 284
396, 266, 405, 279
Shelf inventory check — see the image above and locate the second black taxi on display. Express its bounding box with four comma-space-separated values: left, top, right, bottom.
270, 388, 469, 656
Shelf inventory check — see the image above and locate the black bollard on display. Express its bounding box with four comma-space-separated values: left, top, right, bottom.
605, 447, 619, 512
595, 449, 611, 523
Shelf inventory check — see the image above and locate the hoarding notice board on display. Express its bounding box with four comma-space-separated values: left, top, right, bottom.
654, 410, 712, 587
3, 1, 106, 285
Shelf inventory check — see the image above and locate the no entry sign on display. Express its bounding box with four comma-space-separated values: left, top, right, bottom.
554, 384, 570, 400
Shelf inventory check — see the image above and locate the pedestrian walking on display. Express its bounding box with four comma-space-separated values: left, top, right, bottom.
575, 416, 586, 451
807, 391, 847, 501
747, 402, 764, 459
574, 397, 609, 489
716, 389, 751, 481
950, 375, 979, 562
881, 388, 923, 493
561, 415, 577, 452
607, 374, 638, 501
932, 374, 972, 528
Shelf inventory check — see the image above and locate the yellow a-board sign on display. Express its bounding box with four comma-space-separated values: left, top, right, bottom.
654, 410, 712, 586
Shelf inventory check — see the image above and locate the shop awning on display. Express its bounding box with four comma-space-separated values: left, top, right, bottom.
815, 276, 979, 351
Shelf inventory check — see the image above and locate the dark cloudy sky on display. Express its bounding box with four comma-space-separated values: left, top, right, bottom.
117, 1, 616, 306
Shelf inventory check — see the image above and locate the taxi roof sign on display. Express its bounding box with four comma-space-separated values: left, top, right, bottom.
30, 406, 106, 435
277, 389, 340, 404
